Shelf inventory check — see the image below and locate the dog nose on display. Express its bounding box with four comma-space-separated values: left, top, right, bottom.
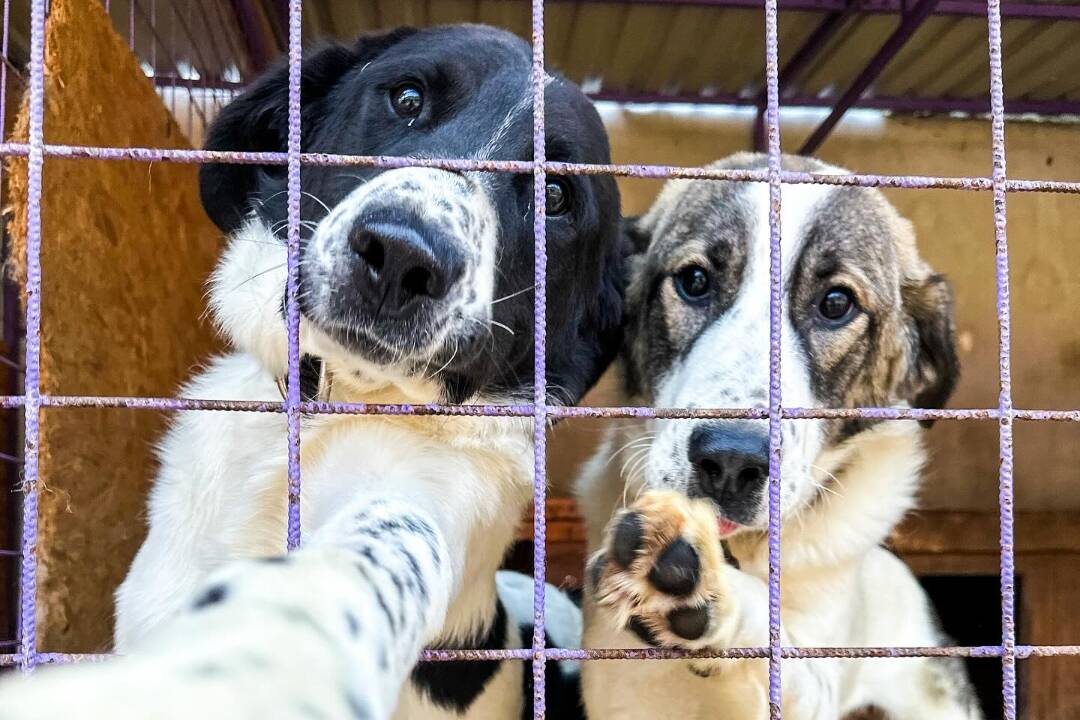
348, 221, 465, 319
687, 423, 769, 512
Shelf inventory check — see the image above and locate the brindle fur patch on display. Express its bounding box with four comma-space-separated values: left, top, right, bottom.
622, 167, 755, 400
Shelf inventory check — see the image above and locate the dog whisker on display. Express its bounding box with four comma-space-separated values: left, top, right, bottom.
230, 263, 287, 292
809, 463, 846, 496
490, 320, 515, 336
300, 191, 332, 215
606, 436, 652, 468
426, 341, 459, 381
621, 446, 651, 486
491, 285, 536, 305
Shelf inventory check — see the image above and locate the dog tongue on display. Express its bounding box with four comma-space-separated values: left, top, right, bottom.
717, 517, 739, 536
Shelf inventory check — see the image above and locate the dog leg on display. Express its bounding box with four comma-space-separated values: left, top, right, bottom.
0, 497, 452, 720
588, 489, 840, 719
861, 654, 984, 720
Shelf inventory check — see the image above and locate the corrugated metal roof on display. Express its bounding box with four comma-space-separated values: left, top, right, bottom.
7, 1, 1080, 119
288, 0, 1080, 112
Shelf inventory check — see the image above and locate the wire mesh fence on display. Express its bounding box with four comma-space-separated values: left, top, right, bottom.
0, 1, 1077, 719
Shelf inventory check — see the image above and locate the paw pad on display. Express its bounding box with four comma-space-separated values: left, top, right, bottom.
648, 538, 700, 597
594, 490, 730, 650
666, 605, 709, 641
611, 511, 644, 567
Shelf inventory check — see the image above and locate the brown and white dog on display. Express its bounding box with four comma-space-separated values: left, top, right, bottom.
576, 153, 982, 719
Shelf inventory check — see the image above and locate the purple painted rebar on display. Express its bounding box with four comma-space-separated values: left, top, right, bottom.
985, 0, 1017, 716
284, 0, 302, 551
4, 392, 1080, 422
2, 390, 1080, 427
0, 0, 10, 192
19, 0, 46, 675
16, 142, 1080, 194
529, 0, 549, 715
8, 643, 1080, 668
0, 139, 1077, 194
763, 0, 783, 712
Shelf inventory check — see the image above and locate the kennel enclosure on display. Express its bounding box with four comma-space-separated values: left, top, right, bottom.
2, 1, 1080, 718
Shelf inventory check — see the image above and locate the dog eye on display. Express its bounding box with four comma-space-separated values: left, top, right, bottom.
390, 83, 424, 118
674, 265, 710, 302
545, 179, 571, 216
818, 286, 856, 323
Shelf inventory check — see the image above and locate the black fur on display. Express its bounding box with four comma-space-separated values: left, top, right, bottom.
352, 560, 398, 635
199, 24, 625, 407
626, 616, 661, 647
586, 553, 608, 591
517, 621, 586, 720
191, 584, 228, 610
410, 600, 508, 713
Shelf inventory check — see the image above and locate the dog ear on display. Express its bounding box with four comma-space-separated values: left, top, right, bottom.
902, 272, 960, 428
199, 27, 420, 234
621, 215, 651, 302
621, 215, 649, 257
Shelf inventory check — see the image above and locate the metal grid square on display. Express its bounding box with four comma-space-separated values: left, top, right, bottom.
3, 1, 1080, 718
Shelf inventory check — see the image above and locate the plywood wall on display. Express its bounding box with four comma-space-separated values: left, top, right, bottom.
549, 106, 1080, 514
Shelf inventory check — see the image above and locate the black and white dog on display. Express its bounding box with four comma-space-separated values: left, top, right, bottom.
0, 24, 620, 720
577, 154, 982, 719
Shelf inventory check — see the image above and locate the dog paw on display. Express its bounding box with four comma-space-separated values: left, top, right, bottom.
588, 490, 735, 649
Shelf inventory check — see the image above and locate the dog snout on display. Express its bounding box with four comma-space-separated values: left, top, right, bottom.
347, 219, 466, 320
687, 423, 769, 520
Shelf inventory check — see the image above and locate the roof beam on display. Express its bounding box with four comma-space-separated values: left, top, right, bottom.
752, 4, 856, 151
229, 0, 276, 74
559, 0, 1080, 22
798, 0, 941, 154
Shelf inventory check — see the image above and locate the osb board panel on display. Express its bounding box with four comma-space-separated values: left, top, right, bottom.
6, 0, 221, 651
